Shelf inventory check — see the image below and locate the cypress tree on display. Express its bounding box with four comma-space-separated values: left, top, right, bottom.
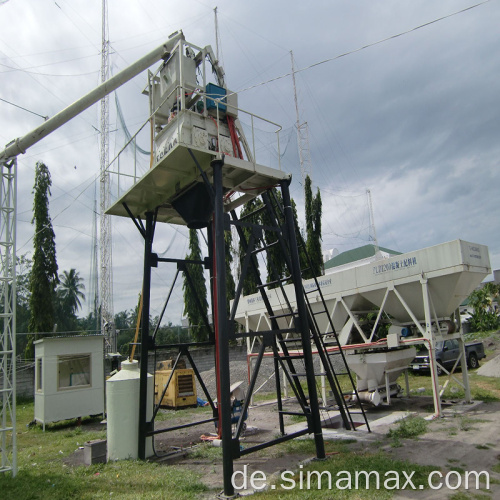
262, 188, 286, 287
26, 162, 58, 359
304, 175, 323, 278
238, 198, 263, 296
183, 228, 209, 341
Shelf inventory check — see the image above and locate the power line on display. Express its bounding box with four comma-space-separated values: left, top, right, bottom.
236, 0, 492, 95
0, 53, 100, 76
0, 63, 99, 78
0, 97, 48, 120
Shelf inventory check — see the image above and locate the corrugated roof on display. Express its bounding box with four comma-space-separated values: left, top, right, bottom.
33, 334, 104, 344
324, 244, 401, 270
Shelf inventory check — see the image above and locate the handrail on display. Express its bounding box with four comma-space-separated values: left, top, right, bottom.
107, 83, 284, 201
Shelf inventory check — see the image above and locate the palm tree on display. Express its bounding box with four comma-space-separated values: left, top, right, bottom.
57, 269, 86, 316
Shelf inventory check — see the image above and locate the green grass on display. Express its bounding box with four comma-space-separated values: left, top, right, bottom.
471, 387, 500, 403
0, 402, 211, 500
187, 442, 222, 460
386, 415, 428, 448
407, 371, 500, 403
387, 416, 428, 440
463, 329, 499, 342
289, 414, 308, 423
253, 391, 280, 402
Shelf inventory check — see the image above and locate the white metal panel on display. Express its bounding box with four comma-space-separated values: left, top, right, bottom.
33, 336, 105, 427
233, 240, 491, 336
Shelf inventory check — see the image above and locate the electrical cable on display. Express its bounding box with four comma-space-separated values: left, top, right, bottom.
0, 63, 99, 77
114, 91, 150, 155
0, 52, 100, 75
235, 0, 492, 96
0, 97, 48, 120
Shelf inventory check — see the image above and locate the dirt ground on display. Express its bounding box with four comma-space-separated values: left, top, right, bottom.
148, 396, 500, 498
65, 394, 500, 498
65, 333, 500, 498
148, 334, 500, 498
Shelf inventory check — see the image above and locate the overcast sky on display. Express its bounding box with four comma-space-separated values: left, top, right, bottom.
1, 0, 499, 325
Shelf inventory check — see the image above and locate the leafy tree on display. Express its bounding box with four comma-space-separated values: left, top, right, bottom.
259, 188, 284, 288
183, 228, 209, 341
26, 162, 58, 359
57, 269, 85, 315
54, 268, 86, 333
467, 283, 500, 332
155, 320, 190, 345
12, 254, 32, 356
77, 311, 100, 334
304, 175, 323, 279
238, 198, 263, 296
114, 309, 131, 331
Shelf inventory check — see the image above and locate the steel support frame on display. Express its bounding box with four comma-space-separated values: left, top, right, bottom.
0, 158, 16, 476
131, 159, 236, 496
244, 266, 473, 418
131, 161, 332, 498
128, 211, 218, 454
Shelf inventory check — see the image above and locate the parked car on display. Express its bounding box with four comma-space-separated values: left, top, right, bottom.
410, 339, 485, 375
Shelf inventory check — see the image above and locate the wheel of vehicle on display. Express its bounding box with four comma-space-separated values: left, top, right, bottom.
436, 363, 443, 376
468, 353, 479, 369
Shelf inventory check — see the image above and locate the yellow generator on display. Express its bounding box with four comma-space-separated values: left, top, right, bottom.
155, 360, 197, 409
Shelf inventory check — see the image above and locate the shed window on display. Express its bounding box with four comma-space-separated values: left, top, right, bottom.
58, 354, 91, 390
36, 358, 42, 392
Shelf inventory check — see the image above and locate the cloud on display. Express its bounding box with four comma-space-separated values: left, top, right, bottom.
2, 0, 499, 324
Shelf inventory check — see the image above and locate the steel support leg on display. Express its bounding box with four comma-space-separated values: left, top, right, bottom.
421, 278, 442, 417
139, 211, 154, 459
458, 336, 472, 402
212, 158, 235, 497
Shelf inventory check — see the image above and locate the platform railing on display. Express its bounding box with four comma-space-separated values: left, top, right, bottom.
105, 84, 283, 204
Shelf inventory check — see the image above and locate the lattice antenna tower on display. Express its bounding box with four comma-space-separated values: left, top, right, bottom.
290, 51, 312, 188
99, 0, 115, 352
0, 158, 17, 476
89, 185, 99, 333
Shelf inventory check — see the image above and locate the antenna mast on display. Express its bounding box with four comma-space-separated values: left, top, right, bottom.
367, 189, 380, 256
214, 7, 220, 60
290, 51, 312, 187
99, 0, 115, 352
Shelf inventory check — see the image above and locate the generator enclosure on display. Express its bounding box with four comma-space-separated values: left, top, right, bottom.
154, 367, 197, 408
34, 335, 105, 430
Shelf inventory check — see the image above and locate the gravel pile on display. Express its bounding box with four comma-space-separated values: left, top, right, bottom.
195, 352, 348, 402
477, 355, 500, 377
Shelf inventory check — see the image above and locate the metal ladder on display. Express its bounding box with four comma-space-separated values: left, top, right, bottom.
228, 186, 370, 439
264, 188, 371, 431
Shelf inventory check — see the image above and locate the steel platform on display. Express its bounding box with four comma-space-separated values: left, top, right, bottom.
105, 144, 290, 225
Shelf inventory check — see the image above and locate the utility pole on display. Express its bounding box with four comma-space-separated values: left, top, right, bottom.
367, 189, 380, 256
100, 0, 115, 352
290, 51, 312, 188
214, 7, 220, 61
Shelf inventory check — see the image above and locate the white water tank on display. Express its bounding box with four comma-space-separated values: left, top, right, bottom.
106, 360, 154, 460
